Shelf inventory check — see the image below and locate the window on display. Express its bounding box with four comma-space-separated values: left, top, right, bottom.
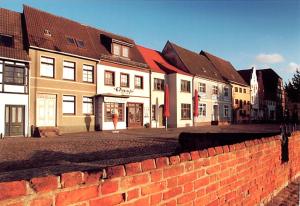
135, 76, 143, 89
113, 44, 121, 56
76, 40, 85, 48
83, 65, 94, 83
212, 86, 218, 95
199, 104, 206, 116
63, 61, 75, 80
235, 87, 238, 92
243, 88, 246, 93
120, 73, 129, 87
3, 65, 25, 85
0, 61, 3, 83
63, 95, 75, 115
0, 34, 14, 47
181, 80, 191, 92
112, 43, 130, 58
122, 46, 129, 58
199, 83, 206, 93
105, 71, 115, 86
224, 105, 229, 118
235, 99, 238, 104
181, 104, 191, 120
83, 97, 93, 114
239, 88, 242, 93
244, 100, 246, 105
40, 57, 54, 78
154, 78, 165, 91
104, 102, 124, 122
224, 87, 229, 97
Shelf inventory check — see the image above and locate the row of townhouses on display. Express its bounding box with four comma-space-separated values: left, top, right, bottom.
0, 6, 285, 137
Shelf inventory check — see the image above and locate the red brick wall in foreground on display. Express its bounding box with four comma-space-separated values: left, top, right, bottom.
0, 132, 300, 206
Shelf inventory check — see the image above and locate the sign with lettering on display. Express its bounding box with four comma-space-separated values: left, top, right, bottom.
104, 96, 127, 103
114, 87, 134, 95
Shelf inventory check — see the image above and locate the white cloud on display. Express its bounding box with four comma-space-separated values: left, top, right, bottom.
255, 53, 284, 64
286, 62, 300, 73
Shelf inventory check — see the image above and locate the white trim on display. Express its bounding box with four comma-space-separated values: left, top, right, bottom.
0, 56, 29, 63
30, 86, 95, 93
30, 77, 96, 86
30, 46, 99, 62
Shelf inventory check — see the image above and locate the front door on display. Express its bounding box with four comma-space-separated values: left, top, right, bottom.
5, 105, 25, 136
36, 94, 56, 126
158, 105, 165, 127
213, 105, 219, 121
127, 103, 143, 128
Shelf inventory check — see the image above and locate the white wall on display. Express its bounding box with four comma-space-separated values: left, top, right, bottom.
193, 77, 232, 123
97, 63, 150, 130
0, 93, 29, 137
150, 72, 166, 128
97, 64, 150, 98
175, 74, 193, 127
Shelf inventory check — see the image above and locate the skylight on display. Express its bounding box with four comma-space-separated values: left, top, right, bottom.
66, 37, 75, 44
76, 40, 85, 48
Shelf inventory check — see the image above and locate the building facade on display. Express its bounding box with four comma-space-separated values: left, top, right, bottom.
137, 46, 194, 128
200, 51, 251, 123
0, 8, 30, 137
162, 42, 232, 126
24, 6, 99, 134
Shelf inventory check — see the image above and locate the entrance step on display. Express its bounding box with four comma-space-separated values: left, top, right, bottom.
34, 127, 61, 138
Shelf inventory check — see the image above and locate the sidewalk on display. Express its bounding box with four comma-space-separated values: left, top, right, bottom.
266, 177, 300, 206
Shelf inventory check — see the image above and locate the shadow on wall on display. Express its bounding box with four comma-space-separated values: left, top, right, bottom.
178, 132, 281, 152
85, 114, 92, 132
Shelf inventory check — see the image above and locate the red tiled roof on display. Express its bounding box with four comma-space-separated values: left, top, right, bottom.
137, 45, 192, 76
166, 42, 225, 82
0, 8, 29, 61
200, 51, 248, 86
23, 5, 147, 68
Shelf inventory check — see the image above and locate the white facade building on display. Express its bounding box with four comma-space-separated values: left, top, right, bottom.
96, 62, 150, 130
0, 60, 29, 137
194, 77, 232, 125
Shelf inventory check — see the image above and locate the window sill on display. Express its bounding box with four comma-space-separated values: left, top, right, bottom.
181, 118, 191, 120
63, 79, 76, 82
40, 76, 54, 79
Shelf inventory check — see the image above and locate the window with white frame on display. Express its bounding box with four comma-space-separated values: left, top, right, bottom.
122, 46, 129, 58
212, 85, 218, 95
0, 61, 3, 83
83, 65, 94, 83
198, 83, 206, 93
224, 105, 229, 118
224, 87, 229, 97
83, 97, 93, 114
199, 104, 206, 116
63, 61, 75, 80
40, 56, 54, 78
63, 95, 75, 115
113, 44, 121, 56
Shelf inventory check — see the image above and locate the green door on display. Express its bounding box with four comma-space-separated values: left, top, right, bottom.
5, 105, 25, 136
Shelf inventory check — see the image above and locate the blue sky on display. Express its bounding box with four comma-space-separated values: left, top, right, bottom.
1, 0, 299, 83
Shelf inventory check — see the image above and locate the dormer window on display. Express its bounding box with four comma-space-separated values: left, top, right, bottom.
112, 43, 129, 58
44, 29, 51, 37
113, 44, 121, 56
0, 34, 14, 48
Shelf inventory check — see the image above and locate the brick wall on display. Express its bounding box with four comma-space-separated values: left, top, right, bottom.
1, 132, 300, 206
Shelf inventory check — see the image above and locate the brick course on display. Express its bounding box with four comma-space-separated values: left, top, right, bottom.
0, 132, 299, 206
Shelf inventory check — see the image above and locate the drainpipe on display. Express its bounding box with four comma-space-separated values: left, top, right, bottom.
149, 70, 152, 128
192, 75, 195, 127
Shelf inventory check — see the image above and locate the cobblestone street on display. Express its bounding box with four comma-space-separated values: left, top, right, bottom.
266, 177, 300, 206
0, 124, 280, 181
